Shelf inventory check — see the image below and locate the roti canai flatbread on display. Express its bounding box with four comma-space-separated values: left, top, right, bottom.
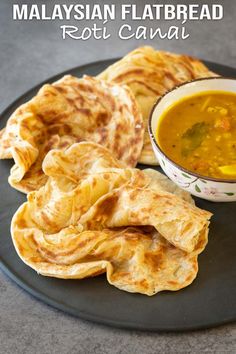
79, 185, 209, 253
98, 46, 217, 165
143, 168, 194, 205
11, 142, 211, 296
0, 75, 144, 193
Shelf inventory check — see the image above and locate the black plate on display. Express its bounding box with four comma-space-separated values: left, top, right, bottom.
0, 59, 236, 332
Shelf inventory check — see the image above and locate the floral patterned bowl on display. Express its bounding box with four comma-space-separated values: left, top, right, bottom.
148, 77, 236, 202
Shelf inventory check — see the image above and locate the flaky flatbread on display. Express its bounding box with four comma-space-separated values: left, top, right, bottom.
0, 75, 144, 193
11, 142, 211, 295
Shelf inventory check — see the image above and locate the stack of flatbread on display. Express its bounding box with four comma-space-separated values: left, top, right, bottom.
0, 75, 143, 193
0, 46, 214, 295
11, 142, 211, 295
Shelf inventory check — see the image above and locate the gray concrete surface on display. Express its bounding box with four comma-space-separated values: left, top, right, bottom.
0, 0, 236, 353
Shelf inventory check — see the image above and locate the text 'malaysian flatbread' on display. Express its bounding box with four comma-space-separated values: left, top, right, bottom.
98, 46, 217, 165
0, 75, 144, 193
11, 142, 211, 296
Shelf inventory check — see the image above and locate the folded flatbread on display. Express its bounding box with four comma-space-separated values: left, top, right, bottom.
0, 75, 144, 193
98, 46, 217, 165
11, 142, 211, 295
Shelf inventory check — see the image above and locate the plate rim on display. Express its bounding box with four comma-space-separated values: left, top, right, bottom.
1, 259, 236, 332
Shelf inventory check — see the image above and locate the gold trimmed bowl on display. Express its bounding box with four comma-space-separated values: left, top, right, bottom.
148, 77, 236, 202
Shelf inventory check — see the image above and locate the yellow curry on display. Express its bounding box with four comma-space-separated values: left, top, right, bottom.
157, 91, 236, 179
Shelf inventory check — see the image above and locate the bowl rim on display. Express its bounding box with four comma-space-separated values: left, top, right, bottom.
148, 76, 236, 184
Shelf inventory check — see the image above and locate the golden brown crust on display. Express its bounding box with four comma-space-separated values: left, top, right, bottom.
80, 185, 210, 253
0, 75, 144, 193
11, 142, 211, 295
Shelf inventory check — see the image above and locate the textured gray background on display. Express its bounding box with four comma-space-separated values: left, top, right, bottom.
0, 0, 236, 353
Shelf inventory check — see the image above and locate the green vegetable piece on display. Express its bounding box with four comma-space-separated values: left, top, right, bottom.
195, 185, 201, 193
181, 122, 208, 156
181, 172, 191, 178
200, 179, 207, 183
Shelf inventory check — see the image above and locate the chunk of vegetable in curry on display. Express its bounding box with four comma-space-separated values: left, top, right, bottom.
181, 122, 209, 157
157, 91, 236, 179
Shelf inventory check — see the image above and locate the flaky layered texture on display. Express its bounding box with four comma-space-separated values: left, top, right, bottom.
0, 75, 144, 193
98, 46, 217, 165
11, 142, 212, 296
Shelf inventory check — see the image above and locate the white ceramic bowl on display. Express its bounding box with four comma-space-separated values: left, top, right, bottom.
148, 77, 236, 202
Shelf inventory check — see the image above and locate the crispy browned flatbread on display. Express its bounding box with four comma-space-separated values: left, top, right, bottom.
98, 46, 217, 165
11, 142, 211, 296
0, 75, 144, 193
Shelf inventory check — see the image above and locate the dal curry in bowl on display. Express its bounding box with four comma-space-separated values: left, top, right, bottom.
149, 77, 236, 201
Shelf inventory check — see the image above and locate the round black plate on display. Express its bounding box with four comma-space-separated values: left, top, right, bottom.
0, 59, 236, 332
